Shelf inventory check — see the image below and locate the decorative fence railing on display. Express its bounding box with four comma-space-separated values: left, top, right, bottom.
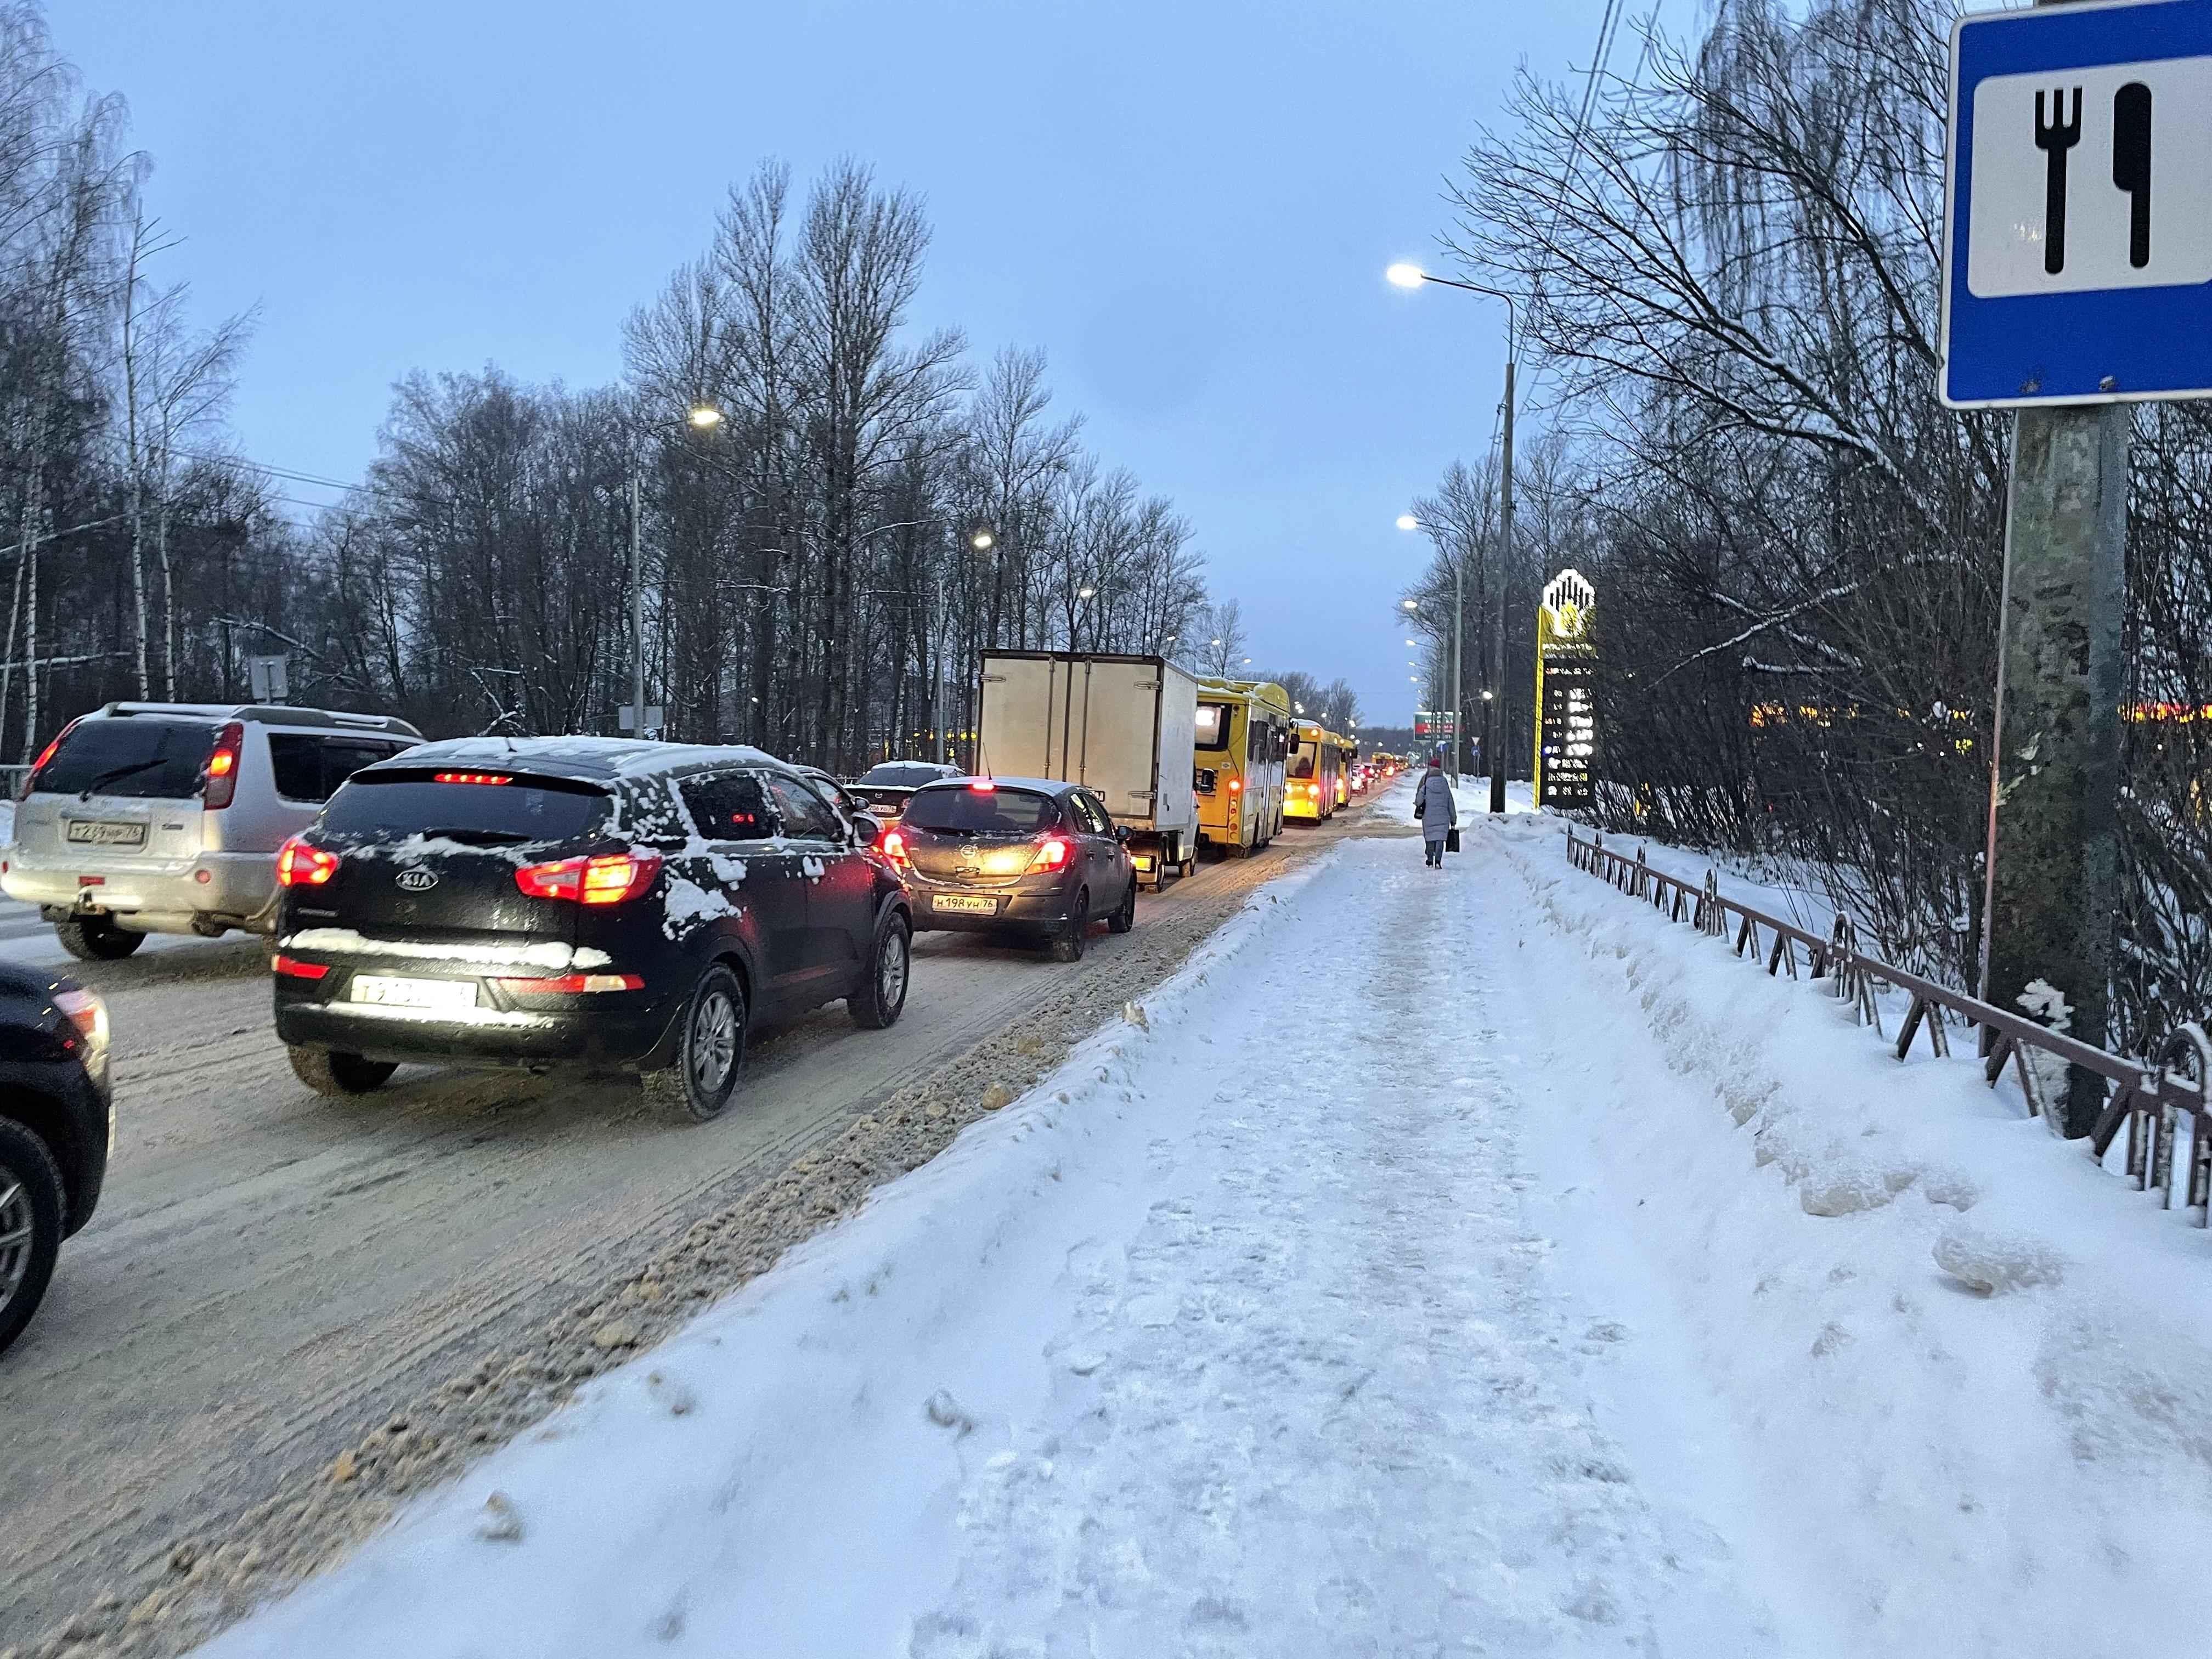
1565, 828, 2212, 1223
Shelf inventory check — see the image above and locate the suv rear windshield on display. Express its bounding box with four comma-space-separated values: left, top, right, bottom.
902, 786, 1059, 836
32, 718, 219, 799
320, 773, 611, 844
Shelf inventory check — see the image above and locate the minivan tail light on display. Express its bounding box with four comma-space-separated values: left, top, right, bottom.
1028, 836, 1073, 873
276, 836, 339, 887
515, 850, 663, 905
203, 721, 245, 809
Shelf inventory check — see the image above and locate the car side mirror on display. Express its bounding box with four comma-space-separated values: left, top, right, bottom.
855, 812, 884, 847
1115, 825, 1132, 844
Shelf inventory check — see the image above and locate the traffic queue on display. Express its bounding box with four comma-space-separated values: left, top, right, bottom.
0, 658, 1372, 1356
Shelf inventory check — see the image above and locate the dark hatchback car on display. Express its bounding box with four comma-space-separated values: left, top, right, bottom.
270, 738, 912, 1120
0, 961, 111, 1357
884, 776, 1136, 962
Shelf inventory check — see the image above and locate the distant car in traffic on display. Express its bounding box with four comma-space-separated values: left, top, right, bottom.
884, 776, 1136, 962
3, 702, 422, 960
848, 760, 963, 825
0, 962, 110, 1357
794, 765, 876, 837
269, 737, 911, 1120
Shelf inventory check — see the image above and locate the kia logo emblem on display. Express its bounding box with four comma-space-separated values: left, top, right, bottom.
396, 868, 439, 891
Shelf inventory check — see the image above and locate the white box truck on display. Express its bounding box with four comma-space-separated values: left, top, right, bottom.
977, 651, 1199, 889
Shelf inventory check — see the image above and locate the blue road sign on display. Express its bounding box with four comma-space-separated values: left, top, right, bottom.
1944, 0, 2212, 407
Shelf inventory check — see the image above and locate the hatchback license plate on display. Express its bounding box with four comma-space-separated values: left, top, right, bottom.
66, 820, 146, 847
933, 893, 997, 915
351, 974, 478, 1012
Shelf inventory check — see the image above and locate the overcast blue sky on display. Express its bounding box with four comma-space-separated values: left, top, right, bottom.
52, 1, 1641, 729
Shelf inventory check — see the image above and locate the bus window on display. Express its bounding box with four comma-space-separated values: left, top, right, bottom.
1195, 702, 1233, 751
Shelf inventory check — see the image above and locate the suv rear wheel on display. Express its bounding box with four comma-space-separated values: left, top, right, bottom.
0, 1116, 64, 1358
675, 964, 746, 1121
849, 911, 911, 1030
1048, 888, 1090, 963
54, 916, 143, 961
288, 1046, 398, 1096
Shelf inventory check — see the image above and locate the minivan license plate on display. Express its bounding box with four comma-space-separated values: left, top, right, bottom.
351, 975, 478, 1013
933, 894, 997, 915
65, 820, 146, 847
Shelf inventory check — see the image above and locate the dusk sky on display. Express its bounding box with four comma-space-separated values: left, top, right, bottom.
49, 2, 1656, 730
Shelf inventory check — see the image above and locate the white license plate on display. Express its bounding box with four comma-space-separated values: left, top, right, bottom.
933, 894, 998, 916
351, 974, 478, 1012
66, 820, 146, 847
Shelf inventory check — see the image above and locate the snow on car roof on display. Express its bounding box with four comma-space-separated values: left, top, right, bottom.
386, 736, 793, 780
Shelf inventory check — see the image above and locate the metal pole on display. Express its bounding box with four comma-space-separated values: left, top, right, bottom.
630, 472, 646, 738
1450, 554, 1463, 784
1491, 354, 1514, 815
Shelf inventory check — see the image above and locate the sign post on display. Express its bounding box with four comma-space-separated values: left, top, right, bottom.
1941, 0, 2208, 1131
1533, 570, 1596, 812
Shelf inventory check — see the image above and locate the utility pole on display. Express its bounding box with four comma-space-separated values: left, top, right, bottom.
1974, 0, 2128, 1137
630, 472, 647, 740
1492, 356, 1514, 815
1449, 547, 1462, 785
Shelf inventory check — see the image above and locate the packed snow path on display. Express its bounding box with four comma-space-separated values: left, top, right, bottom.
205, 800, 2212, 1658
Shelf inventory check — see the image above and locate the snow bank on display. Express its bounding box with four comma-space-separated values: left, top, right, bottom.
1491, 811, 2212, 1656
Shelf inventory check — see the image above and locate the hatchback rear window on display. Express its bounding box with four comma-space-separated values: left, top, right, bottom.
32, 718, 219, 799
902, 786, 1059, 835
319, 773, 611, 844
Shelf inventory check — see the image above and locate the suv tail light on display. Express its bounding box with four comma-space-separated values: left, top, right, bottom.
515, 850, 663, 905
22, 716, 79, 799
1028, 836, 1073, 873
276, 836, 339, 886
203, 721, 245, 809
495, 972, 645, 994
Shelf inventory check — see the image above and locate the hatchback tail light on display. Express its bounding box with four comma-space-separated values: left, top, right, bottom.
203, 721, 245, 809
1028, 836, 1073, 873
276, 836, 339, 887
880, 828, 911, 869
515, 850, 663, 905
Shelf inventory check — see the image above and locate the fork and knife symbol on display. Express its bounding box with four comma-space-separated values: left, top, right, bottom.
2035, 81, 2154, 275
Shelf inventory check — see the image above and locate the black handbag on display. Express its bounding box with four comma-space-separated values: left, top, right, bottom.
1446, 826, 1461, 854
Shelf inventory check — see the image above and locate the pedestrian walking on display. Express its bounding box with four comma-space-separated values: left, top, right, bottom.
1414, 755, 1457, 868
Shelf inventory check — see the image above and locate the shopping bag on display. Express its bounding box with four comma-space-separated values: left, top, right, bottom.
1446, 826, 1462, 854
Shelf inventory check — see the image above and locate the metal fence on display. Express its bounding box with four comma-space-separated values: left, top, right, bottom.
1565, 828, 2212, 1224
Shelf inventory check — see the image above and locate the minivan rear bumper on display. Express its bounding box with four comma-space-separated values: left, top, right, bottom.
273, 975, 681, 1071
2, 850, 274, 934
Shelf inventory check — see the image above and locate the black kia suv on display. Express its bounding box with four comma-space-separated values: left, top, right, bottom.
885, 777, 1137, 962
0, 961, 111, 1357
270, 738, 912, 1120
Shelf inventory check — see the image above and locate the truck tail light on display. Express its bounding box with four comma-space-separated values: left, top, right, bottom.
1028, 837, 1073, 873
202, 721, 245, 809
276, 836, 340, 886
515, 850, 663, 905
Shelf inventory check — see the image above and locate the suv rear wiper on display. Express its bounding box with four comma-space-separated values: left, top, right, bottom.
420, 826, 533, 847
78, 758, 167, 800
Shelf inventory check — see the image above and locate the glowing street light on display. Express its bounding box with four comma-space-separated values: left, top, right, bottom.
1402, 599, 1419, 613
687, 404, 723, 428
1395, 513, 1420, 531
1386, 262, 1427, 289
1077, 584, 1097, 599
970, 530, 994, 551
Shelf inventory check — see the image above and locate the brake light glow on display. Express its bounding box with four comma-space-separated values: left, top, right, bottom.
53, 987, 107, 1045
270, 954, 331, 979
1228, 778, 1242, 792
434, 771, 512, 786
515, 850, 664, 905
968, 780, 997, 793
276, 836, 340, 886
495, 973, 644, 994
881, 828, 911, 868
1028, 836, 1073, 873
202, 721, 245, 809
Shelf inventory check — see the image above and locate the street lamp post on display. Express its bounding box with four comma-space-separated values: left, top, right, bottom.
1398, 513, 1462, 786
1387, 263, 1516, 815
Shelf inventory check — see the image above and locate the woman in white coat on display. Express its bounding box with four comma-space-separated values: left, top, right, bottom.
1413, 754, 1457, 868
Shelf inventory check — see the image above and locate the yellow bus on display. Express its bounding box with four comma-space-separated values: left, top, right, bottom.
1194, 678, 1290, 855
1334, 736, 1357, 808
1285, 721, 1342, 823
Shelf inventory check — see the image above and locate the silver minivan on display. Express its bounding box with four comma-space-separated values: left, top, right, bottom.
3, 702, 422, 959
